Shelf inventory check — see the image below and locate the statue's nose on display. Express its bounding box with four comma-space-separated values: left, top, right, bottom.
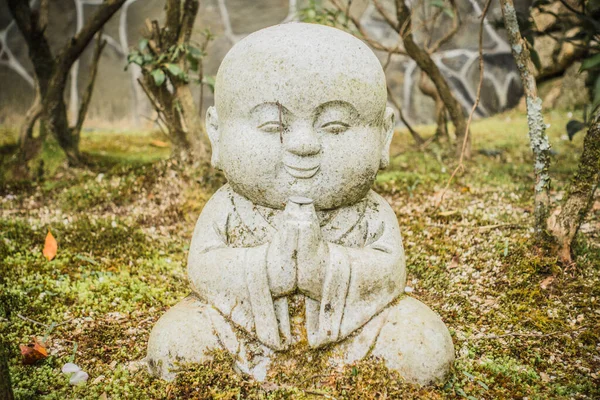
284, 124, 321, 156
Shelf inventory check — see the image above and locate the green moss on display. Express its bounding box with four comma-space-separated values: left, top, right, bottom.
1, 111, 599, 399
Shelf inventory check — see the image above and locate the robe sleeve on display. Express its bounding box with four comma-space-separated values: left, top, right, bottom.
309, 192, 406, 348
186, 186, 283, 350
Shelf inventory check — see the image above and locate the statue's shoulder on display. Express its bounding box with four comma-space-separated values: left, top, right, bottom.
365, 190, 395, 216
194, 184, 236, 225
202, 184, 235, 210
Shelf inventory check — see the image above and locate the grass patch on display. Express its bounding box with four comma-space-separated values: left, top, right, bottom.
1, 110, 598, 399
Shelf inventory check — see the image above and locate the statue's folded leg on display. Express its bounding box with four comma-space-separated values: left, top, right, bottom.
146, 294, 274, 381
331, 297, 455, 386
370, 297, 455, 385
146, 295, 223, 380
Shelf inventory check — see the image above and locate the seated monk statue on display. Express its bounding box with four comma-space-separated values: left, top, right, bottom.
146, 22, 455, 386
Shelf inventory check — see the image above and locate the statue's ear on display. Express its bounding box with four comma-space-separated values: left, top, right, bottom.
380, 106, 395, 170
206, 106, 221, 169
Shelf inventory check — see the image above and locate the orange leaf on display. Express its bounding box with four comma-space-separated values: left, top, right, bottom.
20, 338, 48, 365
43, 230, 57, 261
150, 139, 169, 148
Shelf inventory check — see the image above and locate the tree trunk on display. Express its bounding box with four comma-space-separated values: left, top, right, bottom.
174, 85, 211, 161
44, 72, 82, 165
418, 71, 449, 142
395, 0, 469, 158
14, 83, 44, 176
548, 109, 600, 264
500, 0, 552, 242
8, 0, 126, 169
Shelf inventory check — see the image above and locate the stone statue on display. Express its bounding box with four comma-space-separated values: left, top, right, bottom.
146, 22, 454, 386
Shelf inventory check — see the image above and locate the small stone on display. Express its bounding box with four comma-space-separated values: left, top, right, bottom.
69, 370, 89, 385
61, 363, 80, 373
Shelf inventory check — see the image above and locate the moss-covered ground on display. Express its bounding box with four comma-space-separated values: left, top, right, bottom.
0, 110, 598, 399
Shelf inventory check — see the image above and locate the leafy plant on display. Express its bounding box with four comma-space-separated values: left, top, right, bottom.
429, 0, 456, 18
298, 0, 344, 26
125, 0, 214, 162
126, 32, 213, 87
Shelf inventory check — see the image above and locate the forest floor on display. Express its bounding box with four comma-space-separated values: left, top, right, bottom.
0, 109, 599, 399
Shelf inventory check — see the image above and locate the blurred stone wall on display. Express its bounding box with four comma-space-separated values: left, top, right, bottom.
0, 0, 528, 128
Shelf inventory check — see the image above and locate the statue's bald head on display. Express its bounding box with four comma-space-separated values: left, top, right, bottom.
207, 23, 395, 210
214, 22, 388, 123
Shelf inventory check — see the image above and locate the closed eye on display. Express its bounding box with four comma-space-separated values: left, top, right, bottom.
321, 121, 349, 134
257, 121, 283, 133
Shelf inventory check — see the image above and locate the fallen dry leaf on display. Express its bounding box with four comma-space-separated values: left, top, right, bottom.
43, 230, 57, 261
540, 276, 555, 290
448, 254, 460, 269
150, 139, 169, 148
20, 338, 48, 365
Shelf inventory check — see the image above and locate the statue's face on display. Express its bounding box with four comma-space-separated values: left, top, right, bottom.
207, 23, 394, 210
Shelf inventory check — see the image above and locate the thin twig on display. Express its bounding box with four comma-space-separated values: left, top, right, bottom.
17, 314, 47, 327
17, 314, 74, 328
298, 373, 331, 387
141, 114, 170, 139
331, 0, 407, 55
137, 78, 173, 140
383, 41, 403, 71
427, 0, 460, 54
137, 78, 163, 113
372, 0, 397, 30
74, 30, 106, 137
428, 223, 526, 231
387, 84, 425, 145
435, 0, 493, 209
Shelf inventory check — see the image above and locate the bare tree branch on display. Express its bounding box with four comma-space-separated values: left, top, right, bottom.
387, 85, 425, 145
57, 0, 127, 73
74, 32, 106, 137
372, 0, 397, 30
330, 0, 408, 55
394, 0, 470, 158
436, 0, 493, 208
7, 0, 55, 86
427, 0, 460, 53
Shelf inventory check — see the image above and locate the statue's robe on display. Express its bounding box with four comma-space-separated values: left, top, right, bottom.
187, 184, 406, 352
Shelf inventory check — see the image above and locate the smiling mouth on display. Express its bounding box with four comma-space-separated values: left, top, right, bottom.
284, 164, 320, 179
